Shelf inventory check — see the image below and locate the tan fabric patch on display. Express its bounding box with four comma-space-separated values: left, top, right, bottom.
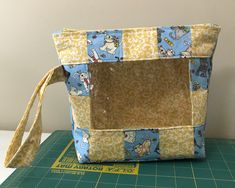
159, 127, 194, 159
69, 96, 91, 129
123, 28, 158, 60
192, 24, 220, 57
89, 130, 125, 162
191, 89, 208, 125
53, 31, 88, 64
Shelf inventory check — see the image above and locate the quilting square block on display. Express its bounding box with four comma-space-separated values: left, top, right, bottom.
53, 31, 88, 64
122, 28, 158, 60
159, 127, 194, 159
87, 30, 123, 63
124, 129, 160, 161
63, 64, 92, 96
194, 125, 206, 158
89, 131, 125, 162
191, 89, 208, 125
69, 95, 91, 129
191, 24, 220, 57
189, 58, 212, 91
157, 26, 192, 58
73, 128, 90, 163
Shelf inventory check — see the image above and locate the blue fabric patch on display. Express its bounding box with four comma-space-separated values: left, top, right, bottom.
73, 128, 90, 163
63, 64, 92, 96
189, 58, 212, 91
157, 26, 192, 58
70, 108, 75, 135
124, 129, 160, 161
194, 125, 205, 158
87, 30, 123, 63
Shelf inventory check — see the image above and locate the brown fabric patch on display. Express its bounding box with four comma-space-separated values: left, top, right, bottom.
69, 96, 91, 129
89, 130, 125, 162
89, 59, 192, 129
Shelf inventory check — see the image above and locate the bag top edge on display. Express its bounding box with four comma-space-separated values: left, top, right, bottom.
52, 23, 221, 36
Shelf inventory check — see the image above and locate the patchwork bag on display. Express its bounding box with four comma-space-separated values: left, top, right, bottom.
5, 23, 220, 167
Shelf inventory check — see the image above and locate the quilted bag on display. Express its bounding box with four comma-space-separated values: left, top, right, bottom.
5, 23, 220, 167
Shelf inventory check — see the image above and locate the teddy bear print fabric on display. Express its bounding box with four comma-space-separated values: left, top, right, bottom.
194, 125, 205, 158
87, 30, 123, 63
190, 58, 212, 91
63, 64, 93, 96
157, 26, 192, 58
124, 129, 160, 161
73, 127, 90, 163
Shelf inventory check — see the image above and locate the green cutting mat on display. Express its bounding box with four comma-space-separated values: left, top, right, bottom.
1, 131, 235, 188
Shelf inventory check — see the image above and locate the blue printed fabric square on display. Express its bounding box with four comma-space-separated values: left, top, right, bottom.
63, 64, 92, 96
194, 125, 206, 158
124, 129, 160, 161
87, 30, 123, 63
157, 26, 192, 58
73, 128, 90, 163
190, 58, 212, 91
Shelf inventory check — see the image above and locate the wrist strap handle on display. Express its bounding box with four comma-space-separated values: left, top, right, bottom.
4, 65, 66, 167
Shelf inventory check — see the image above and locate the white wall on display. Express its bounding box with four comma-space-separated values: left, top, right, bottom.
0, 0, 234, 138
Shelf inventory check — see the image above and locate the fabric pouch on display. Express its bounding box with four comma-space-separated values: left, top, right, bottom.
4, 23, 220, 167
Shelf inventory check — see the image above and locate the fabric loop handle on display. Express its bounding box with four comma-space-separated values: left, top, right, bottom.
4, 65, 66, 168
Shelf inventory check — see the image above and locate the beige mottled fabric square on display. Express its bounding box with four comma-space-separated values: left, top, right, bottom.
89, 130, 125, 162
191, 24, 220, 57
69, 96, 91, 129
53, 31, 88, 64
122, 28, 159, 60
159, 127, 194, 159
191, 89, 208, 125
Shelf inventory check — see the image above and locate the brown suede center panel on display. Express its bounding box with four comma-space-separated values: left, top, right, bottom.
89, 59, 192, 129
